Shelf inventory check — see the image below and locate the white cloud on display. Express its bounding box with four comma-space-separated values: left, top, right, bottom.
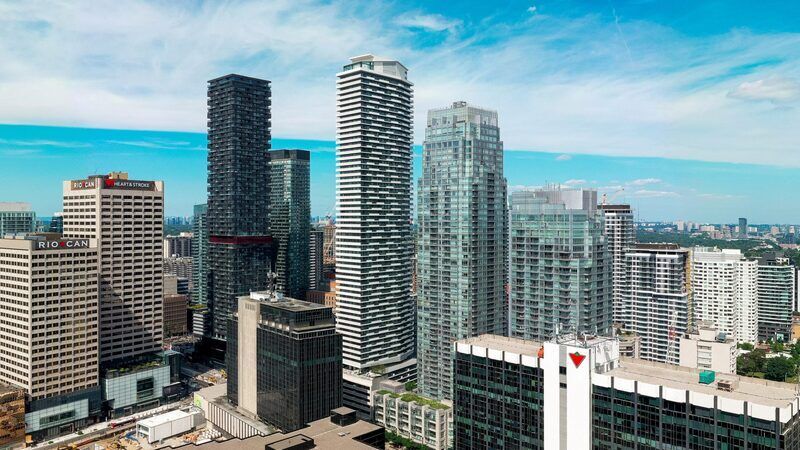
564, 179, 586, 185
0, 1, 799, 167
697, 193, 745, 200
627, 178, 661, 186
395, 12, 461, 32
632, 190, 679, 198
728, 77, 800, 103
527, 6, 538, 14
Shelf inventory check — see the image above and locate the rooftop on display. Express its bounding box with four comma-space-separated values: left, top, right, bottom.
607, 357, 799, 408
248, 291, 331, 312
138, 409, 194, 428
631, 243, 684, 251
0, 202, 31, 212
458, 334, 542, 355
196, 415, 382, 450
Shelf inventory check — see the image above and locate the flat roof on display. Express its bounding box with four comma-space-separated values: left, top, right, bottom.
197, 416, 382, 450
607, 358, 799, 408
458, 334, 543, 355
138, 409, 192, 428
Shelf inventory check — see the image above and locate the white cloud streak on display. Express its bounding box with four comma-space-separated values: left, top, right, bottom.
0, 1, 799, 167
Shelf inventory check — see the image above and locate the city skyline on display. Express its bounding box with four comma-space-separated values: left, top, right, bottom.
2, 123, 799, 224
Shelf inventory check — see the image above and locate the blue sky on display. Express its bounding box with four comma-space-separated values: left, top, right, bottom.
0, 1, 799, 222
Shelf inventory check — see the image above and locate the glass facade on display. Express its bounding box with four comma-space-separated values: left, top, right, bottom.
509, 189, 611, 341
0, 204, 36, 236
453, 351, 544, 449
593, 385, 800, 450
227, 297, 342, 432
207, 74, 272, 341
417, 102, 507, 401
268, 149, 311, 299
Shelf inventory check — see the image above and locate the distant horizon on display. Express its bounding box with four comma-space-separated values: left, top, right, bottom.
2, 123, 799, 224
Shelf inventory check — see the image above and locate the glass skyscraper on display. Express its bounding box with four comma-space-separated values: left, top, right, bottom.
268, 149, 311, 299
416, 102, 507, 401
206, 74, 272, 341
509, 188, 611, 341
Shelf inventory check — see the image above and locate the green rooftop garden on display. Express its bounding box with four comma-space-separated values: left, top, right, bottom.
376, 390, 449, 410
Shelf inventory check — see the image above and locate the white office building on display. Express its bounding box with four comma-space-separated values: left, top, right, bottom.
0, 234, 101, 437
692, 247, 758, 344
63, 172, 164, 363
335, 54, 415, 371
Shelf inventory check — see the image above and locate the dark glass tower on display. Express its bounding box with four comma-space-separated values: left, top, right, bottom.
206, 74, 272, 341
268, 149, 311, 299
227, 292, 343, 432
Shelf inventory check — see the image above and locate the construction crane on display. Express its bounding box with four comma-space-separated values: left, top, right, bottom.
601, 188, 625, 205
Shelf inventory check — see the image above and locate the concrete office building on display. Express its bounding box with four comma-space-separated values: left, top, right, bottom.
454, 334, 800, 450
623, 243, 691, 364
163, 232, 193, 258
416, 101, 507, 401
509, 188, 611, 341
692, 247, 758, 343
679, 322, 737, 374
192, 204, 208, 306
163, 293, 189, 337
62, 172, 164, 363
227, 291, 342, 432
164, 256, 193, 288
598, 204, 635, 326
758, 253, 796, 342
309, 227, 324, 291
335, 55, 416, 378
0, 203, 36, 236
269, 149, 311, 299
206, 74, 273, 341
0, 234, 101, 439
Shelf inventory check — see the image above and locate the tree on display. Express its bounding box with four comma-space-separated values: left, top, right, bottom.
764, 356, 795, 382
737, 349, 766, 376
737, 342, 754, 351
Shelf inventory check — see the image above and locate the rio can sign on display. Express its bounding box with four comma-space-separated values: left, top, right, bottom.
36, 239, 90, 250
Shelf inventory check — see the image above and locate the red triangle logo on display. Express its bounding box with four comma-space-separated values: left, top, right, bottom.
569, 352, 586, 368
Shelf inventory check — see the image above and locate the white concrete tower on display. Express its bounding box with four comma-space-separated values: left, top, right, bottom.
335, 55, 415, 370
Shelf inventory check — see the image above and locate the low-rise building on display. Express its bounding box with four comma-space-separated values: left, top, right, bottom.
102, 352, 179, 418
679, 322, 738, 374
136, 407, 204, 444
0, 384, 25, 449
197, 407, 384, 450
453, 334, 800, 449
617, 331, 641, 359
372, 380, 452, 450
